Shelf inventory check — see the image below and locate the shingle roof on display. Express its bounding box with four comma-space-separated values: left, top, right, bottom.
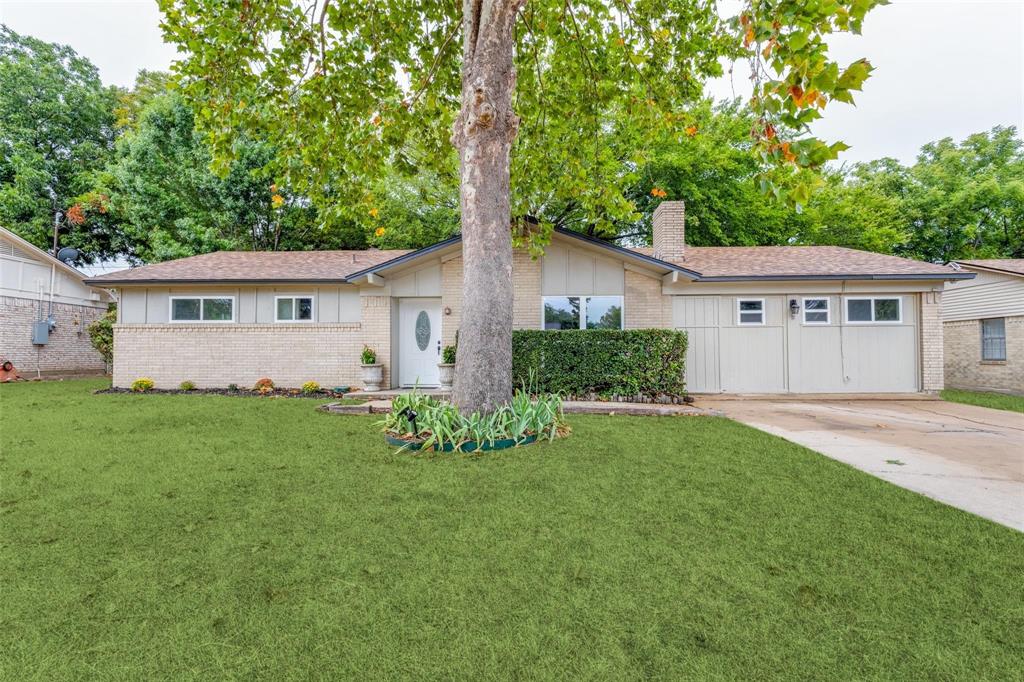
953, 259, 1024, 277
83, 249, 411, 285
631, 245, 962, 280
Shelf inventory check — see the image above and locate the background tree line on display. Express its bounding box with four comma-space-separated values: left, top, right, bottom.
2, 26, 1020, 266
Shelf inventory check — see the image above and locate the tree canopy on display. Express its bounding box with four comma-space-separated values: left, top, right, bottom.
0, 26, 120, 260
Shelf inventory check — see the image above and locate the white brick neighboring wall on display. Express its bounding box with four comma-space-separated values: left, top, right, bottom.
944, 315, 1024, 394
112, 323, 363, 389
1, 295, 108, 374
360, 295, 392, 387
921, 291, 944, 392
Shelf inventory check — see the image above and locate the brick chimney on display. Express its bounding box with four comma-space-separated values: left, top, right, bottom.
652, 200, 685, 261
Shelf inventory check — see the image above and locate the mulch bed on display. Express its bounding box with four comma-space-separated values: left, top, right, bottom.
95, 387, 365, 400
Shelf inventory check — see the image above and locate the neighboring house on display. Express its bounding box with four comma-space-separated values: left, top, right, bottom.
1, 227, 113, 377
84, 201, 970, 394
943, 259, 1024, 394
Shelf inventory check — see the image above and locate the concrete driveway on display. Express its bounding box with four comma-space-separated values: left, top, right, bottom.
700, 399, 1024, 531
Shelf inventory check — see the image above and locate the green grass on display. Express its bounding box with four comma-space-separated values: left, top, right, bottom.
2, 380, 1022, 680
941, 388, 1024, 413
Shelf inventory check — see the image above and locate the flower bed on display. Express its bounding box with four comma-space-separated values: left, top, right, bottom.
96, 386, 363, 400
382, 389, 569, 453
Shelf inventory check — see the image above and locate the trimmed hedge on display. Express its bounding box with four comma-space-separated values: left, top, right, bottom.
512, 329, 687, 399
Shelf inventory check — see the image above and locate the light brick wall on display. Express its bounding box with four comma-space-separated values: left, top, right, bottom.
1, 295, 108, 375
624, 270, 670, 328
360, 295, 392, 387
652, 200, 686, 262
440, 248, 542, 346
920, 291, 944, 392
112, 323, 363, 389
944, 314, 1024, 394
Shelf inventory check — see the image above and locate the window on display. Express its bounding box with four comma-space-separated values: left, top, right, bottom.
845, 297, 901, 324
275, 296, 314, 322
981, 318, 1007, 361
737, 299, 765, 325
542, 296, 623, 330
170, 296, 234, 322
803, 297, 830, 325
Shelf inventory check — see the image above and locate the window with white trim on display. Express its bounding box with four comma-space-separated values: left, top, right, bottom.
542, 296, 623, 330
803, 297, 830, 325
845, 297, 901, 323
275, 296, 314, 322
737, 299, 765, 325
170, 296, 234, 322
981, 318, 1006, 361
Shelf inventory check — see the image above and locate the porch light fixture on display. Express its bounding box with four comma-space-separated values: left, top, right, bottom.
789, 299, 800, 317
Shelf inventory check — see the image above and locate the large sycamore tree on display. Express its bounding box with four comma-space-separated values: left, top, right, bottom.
159, 0, 883, 412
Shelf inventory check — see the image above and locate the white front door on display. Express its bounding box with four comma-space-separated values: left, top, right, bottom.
399, 298, 442, 387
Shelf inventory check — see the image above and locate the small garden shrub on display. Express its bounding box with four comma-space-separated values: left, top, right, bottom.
227, 383, 239, 392
254, 378, 274, 393
130, 377, 155, 393
87, 304, 116, 366
361, 347, 377, 364
301, 381, 320, 395
442, 345, 457, 364
512, 329, 687, 399
179, 380, 196, 391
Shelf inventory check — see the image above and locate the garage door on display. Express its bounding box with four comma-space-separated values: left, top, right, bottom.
674, 294, 920, 393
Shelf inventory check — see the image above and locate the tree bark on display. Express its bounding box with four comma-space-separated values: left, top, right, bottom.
450, 0, 523, 413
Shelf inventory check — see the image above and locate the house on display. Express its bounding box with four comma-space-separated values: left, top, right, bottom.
1, 226, 114, 378
942, 259, 1024, 394
83, 201, 971, 394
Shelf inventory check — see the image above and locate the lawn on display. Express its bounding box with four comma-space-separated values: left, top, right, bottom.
2, 380, 1022, 680
942, 388, 1024, 414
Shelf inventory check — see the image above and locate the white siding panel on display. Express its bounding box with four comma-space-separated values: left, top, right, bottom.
942, 279, 1024, 321
319, 287, 340, 323
339, 287, 360, 323
840, 325, 918, 391
121, 289, 147, 323
145, 288, 169, 323
541, 243, 624, 296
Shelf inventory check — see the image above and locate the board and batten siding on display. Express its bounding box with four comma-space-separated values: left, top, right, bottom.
541, 243, 625, 296
118, 285, 361, 324
942, 269, 1024, 322
673, 293, 921, 393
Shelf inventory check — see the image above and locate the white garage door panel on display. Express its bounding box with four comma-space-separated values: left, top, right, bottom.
788, 325, 846, 392
840, 326, 919, 392
720, 327, 786, 392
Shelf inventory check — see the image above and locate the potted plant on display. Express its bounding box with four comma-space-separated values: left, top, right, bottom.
438, 345, 456, 390
360, 346, 383, 392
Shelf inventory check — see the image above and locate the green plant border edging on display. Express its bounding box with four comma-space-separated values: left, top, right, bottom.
385, 434, 538, 452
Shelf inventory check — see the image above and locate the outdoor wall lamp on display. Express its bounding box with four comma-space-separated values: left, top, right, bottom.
789, 299, 800, 317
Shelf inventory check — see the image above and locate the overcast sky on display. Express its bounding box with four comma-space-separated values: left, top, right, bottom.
2, 0, 1022, 167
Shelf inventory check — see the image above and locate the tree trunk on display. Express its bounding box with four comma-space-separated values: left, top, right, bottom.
450, 0, 523, 413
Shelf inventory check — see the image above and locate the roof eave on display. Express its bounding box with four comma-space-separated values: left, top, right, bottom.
83, 277, 356, 286
693, 272, 975, 282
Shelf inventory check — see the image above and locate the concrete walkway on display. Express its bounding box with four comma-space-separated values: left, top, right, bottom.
702, 399, 1024, 531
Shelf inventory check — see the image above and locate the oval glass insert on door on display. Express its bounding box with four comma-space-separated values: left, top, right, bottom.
415, 310, 431, 351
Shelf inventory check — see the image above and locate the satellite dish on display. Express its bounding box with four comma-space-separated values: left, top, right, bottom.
56, 247, 80, 264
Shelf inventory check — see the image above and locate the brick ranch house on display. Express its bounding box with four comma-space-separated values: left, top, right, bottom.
2, 226, 113, 378
942, 259, 1024, 395
84, 201, 971, 394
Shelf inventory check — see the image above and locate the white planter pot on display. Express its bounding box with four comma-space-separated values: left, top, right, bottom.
361, 363, 384, 392
438, 363, 455, 390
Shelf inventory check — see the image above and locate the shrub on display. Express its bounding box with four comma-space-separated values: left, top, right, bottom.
253, 377, 274, 393
227, 383, 239, 392
179, 380, 196, 391
512, 329, 687, 399
87, 304, 116, 365
130, 377, 155, 393
301, 381, 320, 395
382, 389, 567, 451
361, 346, 377, 364
442, 345, 457, 364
